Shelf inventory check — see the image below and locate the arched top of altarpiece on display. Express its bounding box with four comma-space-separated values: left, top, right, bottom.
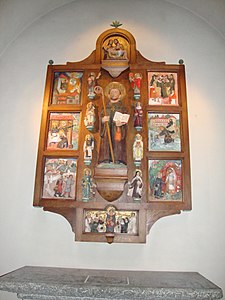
66, 27, 166, 74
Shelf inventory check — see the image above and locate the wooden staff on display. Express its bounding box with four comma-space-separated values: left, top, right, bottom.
94, 86, 115, 163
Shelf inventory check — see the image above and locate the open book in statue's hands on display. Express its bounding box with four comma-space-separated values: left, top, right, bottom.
113, 111, 130, 124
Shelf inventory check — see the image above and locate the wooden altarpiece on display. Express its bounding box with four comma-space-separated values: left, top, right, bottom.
33, 26, 191, 244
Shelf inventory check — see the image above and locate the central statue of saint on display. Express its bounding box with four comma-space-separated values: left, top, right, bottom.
98, 82, 129, 165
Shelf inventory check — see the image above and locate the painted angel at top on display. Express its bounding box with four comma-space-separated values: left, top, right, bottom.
129, 72, 142, 100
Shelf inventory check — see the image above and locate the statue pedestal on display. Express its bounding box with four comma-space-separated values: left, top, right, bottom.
0, 266, 223, 300
94, 164, 127, 201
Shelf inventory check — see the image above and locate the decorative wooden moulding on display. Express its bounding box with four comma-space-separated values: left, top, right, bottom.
33, 23, 191, 244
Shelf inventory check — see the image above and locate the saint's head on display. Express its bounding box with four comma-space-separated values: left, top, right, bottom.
105, 82, 126, 104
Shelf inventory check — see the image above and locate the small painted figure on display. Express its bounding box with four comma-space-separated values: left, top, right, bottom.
129, 72, 142, 100
87, 72, 96, 99
87, 72, 101, 99
159, 118, 176, 144
168, 74, 177, 104
106, 207, 116, 233
83, 134, 94, 165
53, 177, 64, 197
103, 39, 114, 59
127, 213, 137, 234
84, 212, 92, 232
134, 101, 143, 131
165, 168, 176, 195
113, 38, 127, 59
62, 174, 74, 198
57, 74, 68, 94
84, 102, 96, 131
127, 170, 143, 201
82, 168, 94, 202
91, 217, 99, 233
120, 217, 129, 233
149, 74, 160, 101
153, 172, 164, 199
114, 217, 121, 233
97, 216, 105, 232
133, 134, 143, 166
159, 119, 175, 144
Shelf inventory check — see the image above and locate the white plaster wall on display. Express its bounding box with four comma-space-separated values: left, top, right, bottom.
0, 1, 225, 299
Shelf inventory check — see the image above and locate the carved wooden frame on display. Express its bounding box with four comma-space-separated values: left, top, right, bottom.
33, 27, 191, 244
